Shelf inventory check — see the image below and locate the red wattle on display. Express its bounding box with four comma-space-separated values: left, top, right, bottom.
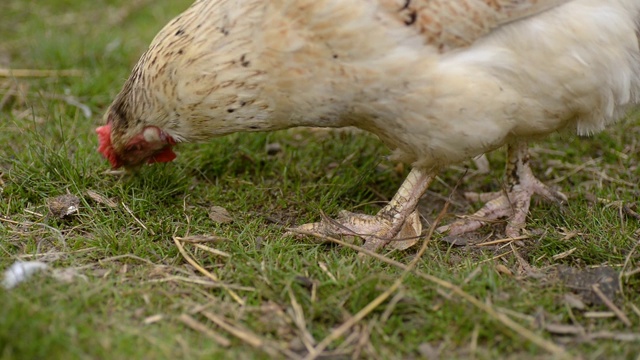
148, 146, 177, 163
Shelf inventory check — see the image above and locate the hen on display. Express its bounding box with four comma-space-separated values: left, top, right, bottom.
97, 0, 640, 251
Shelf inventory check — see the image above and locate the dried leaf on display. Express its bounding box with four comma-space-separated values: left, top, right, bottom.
209, 206, 233, 224
86, 190, 118, 208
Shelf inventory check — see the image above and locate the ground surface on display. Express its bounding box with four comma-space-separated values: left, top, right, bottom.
1, 1, 639, 359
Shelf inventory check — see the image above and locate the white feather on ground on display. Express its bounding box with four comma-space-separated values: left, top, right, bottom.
3, 261, 49, 289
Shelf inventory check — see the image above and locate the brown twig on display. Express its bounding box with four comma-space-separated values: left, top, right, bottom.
579, 331, 640, 342
201, 311, 300, 359
591, 284, 632, 327
622, 204, 640, 221
287, 286, 317, 353
379, 290, 406, 324
174, 235, 229, 243
172, 237, 245, 306
475, 235, 530, 247
623, 268, 640, 278
192, 243, 231, 258
178, 314, 231, 347
121, 202, 155, 235
16, 247, 98, 259
469, 250, 514, 267
584, 311, 616, 319
147, 276, 255, 291
620, 235, 640, 297
98, 254, 157, 266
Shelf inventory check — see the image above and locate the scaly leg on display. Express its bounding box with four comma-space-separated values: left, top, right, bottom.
438, 141, 567, 238
292, 168, 434, 251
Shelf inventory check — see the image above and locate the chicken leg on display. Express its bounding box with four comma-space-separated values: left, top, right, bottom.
292, 168, 434, 251
438, 141, 567, 238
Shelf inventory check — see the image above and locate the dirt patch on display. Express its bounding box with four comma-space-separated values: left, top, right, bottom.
555, 265, 620, 305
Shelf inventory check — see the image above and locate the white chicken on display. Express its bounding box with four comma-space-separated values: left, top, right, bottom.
96, 0, 640, 250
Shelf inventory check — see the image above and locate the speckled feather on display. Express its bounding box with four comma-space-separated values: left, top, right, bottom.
380, 0, 569, 51
101, 0, 640, 170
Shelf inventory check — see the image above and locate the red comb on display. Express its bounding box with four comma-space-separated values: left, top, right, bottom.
96, 125, 122, 168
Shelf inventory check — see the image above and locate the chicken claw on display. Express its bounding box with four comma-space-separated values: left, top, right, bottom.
291, 169, 434, 251
438, 142, 567, 238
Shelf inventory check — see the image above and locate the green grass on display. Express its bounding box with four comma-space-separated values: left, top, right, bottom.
1, 1, 639, 359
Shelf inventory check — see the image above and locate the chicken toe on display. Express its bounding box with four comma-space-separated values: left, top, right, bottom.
438, 142, 567, 239
291, 169, 434, 251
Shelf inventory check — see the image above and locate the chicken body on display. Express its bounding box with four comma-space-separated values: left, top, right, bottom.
99, 0, 640, 249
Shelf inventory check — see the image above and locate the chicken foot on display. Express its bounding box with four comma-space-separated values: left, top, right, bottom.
438, 141, 567, 238
292, 168, 434, 251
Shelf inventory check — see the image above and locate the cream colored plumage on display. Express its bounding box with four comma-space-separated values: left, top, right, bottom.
98, 0, 640, 250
